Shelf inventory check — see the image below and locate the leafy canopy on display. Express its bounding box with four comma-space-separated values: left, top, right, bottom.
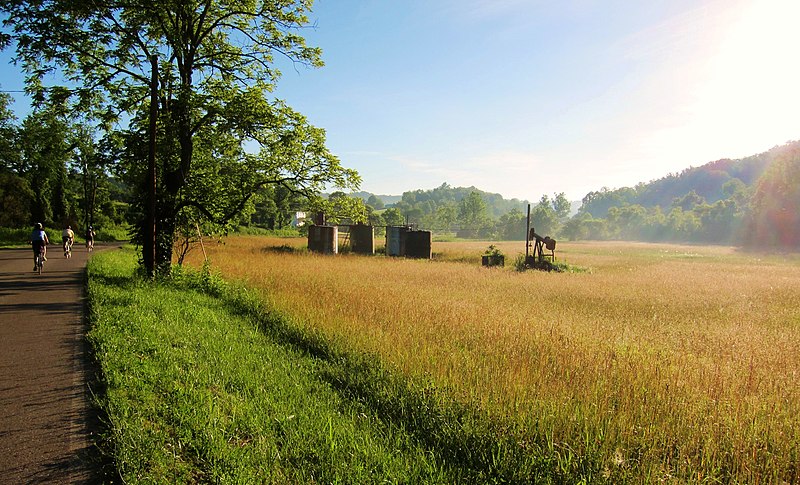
2, 0, 360, 269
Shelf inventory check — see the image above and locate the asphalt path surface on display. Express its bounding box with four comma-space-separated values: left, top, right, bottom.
0, 243, 107, 483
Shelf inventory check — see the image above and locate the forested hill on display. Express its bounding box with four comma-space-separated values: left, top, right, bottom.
351, 184, 531, 217
345, 141, 800, 248
394, 183, 531, 217
580, 142, 794, 218
564, 140, 800, 247
344, 183, 546, 239
349, 191, 402, 206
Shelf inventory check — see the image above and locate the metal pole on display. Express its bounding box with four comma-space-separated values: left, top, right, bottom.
145, 54, 158, 277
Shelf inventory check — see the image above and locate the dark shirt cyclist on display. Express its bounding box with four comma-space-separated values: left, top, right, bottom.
86, 226, 95, 250
30, 222, 49, 269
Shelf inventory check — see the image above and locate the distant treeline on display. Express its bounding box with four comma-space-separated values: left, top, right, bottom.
353, 141, 800, 249
350, 183, 570, 240
567, 141, 800, 247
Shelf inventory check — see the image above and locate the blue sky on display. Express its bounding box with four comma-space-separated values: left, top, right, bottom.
3, 0, 800, 201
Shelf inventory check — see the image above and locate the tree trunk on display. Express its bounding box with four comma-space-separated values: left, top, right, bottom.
155, 198, 176, 273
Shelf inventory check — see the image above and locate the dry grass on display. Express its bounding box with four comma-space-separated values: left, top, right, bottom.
185, 237, 800, 482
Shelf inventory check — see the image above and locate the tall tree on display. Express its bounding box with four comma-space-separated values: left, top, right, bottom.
0, 92, 18, 171
366, 194, 384, 210
530, 196, 558, 236
458, 190, 487, 228
382, 207, 404, 227
16, 109, 73, 226
2, 0, 359, 274
747, 145, 800, 248
552, 192, 571, 220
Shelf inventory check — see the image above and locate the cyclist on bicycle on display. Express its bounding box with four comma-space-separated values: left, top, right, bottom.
30, 222, 49, 270
62, 225, 74, 249
86, 225, 95, 251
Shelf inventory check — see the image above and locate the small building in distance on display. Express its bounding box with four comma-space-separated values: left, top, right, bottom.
386, 226, 431, 259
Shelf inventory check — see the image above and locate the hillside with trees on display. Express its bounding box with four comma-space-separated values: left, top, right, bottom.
566, 141, 800, 247
745, 142, 800, 248
343, 142, 800, 249
346, 183, 570, 241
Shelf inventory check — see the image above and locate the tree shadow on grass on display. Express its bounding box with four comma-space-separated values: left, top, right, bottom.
213, 285, 588, 484
260, 244, 304, 255
93, 263, 600, 483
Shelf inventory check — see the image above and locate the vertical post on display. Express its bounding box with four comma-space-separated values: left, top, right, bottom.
144, 55, 158, 277
525, 203, 531, 261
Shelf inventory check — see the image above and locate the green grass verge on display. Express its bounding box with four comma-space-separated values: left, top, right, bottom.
86, 248, 606, 483
233, 226, 302, 237
93, 224, 131, 242
0, 227, 31, 248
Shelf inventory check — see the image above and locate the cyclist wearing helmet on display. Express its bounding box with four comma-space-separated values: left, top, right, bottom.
30, 223, 49, 270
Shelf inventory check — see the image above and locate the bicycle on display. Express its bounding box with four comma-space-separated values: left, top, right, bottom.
64, 238, 73, 258
34, 244, 45, 274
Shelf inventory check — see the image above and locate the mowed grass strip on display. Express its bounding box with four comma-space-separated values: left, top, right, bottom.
87, 248, 461, 483
184, 236, 800, 483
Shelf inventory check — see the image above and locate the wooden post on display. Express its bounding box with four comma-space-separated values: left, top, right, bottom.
196, 222, 207, 262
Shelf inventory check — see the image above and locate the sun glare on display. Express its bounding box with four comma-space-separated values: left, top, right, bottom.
693, 0, 800, 152
635, 0, 800, 172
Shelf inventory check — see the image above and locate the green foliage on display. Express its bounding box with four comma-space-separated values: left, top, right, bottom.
560, 212, 606, 241
93, 224, 130, 242
0, 226, 31, 247
0, 89, 123, 232
564, 143, 800, 244
382, 207, 405, 227
15, 109, 73, 226
483, 244, 503, 257
233, 226, 301, 237
746, 143, 800, 248
0, 91, 18, 169
3, 0, 361, 275
248, 184, 305, 230
579, 147, 774, 219
0, 173, 33, 227
309, 191, 368, 225
395, 183, 529, 232
530, 195, 559, 236
552, 192, 571, 220
496, 208, 527, 240
366, 194, 384, 210
513, 254, 527, 272
458, 190, 488, 228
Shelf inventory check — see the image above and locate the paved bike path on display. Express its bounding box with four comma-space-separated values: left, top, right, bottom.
0, 244, 108, 483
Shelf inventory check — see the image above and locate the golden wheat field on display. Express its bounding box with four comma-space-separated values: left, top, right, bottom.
185, 236, 800, 482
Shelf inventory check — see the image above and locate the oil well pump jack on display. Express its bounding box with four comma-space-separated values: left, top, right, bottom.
525, 203, 557, 271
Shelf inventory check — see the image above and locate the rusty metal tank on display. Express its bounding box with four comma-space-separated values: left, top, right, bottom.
307, 225, 338, 254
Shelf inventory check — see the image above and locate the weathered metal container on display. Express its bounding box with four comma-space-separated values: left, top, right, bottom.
481, 255, 505, 267
307, 225, 338, 254
405, 230, 432, 259
386, 226, 406, 256
349, 224, 375, 255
